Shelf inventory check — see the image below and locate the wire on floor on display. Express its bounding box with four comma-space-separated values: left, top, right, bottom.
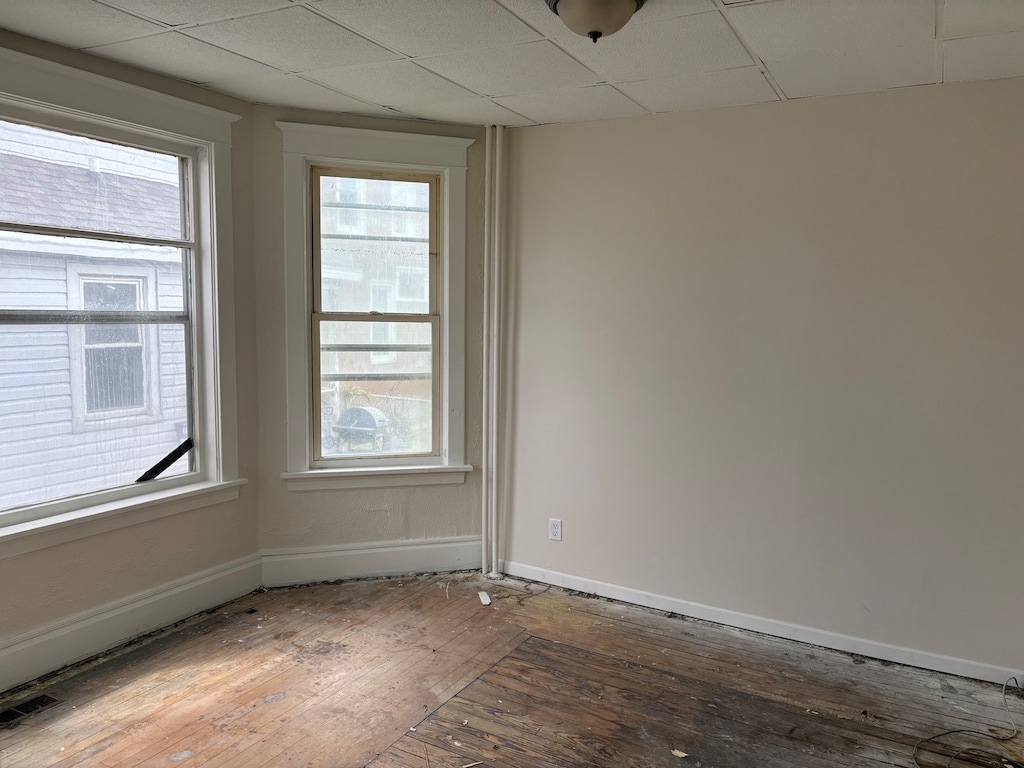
913, 676, 1024, 768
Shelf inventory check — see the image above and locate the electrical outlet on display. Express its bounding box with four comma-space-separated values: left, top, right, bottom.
548, 518, 562, 541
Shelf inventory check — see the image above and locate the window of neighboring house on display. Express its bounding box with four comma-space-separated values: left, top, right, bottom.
396, 266, 429, 303
279, 123, 471, 488
82, 278, 146, 412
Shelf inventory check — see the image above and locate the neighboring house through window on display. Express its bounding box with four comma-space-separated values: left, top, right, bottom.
82, 278, 146, 413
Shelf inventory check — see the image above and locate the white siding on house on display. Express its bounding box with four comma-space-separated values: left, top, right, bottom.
0, 124, 191, 511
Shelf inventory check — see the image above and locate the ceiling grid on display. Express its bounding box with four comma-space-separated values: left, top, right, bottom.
0, 0, 1021, 125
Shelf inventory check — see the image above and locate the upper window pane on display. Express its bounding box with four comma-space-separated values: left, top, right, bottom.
0, 119, 185, 240
319, 174, 430, 315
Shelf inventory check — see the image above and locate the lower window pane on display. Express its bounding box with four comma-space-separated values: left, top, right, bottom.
0, 324, 192, 512
85, 344, 145, 411
319, 320, 433, 457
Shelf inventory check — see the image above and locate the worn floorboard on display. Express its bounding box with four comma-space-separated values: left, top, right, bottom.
1, 573, 1019, 768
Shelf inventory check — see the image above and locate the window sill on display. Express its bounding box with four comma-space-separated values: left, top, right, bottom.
0, 479, 248, 561
281, 464, 473, 491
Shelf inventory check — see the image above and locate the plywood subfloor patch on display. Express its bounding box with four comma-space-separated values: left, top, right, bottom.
0, 573, 1017, 768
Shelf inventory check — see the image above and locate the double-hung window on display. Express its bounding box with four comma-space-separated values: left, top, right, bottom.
313, 168, 438, 459
0, 48, 240, 533
280, 123, 472, 489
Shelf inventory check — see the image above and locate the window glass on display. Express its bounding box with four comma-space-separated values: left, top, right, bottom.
318, 175, 431, 315
0, 119, 185, 240
0, 232, 185, 312
0, 119, 193, 514
0, 323, 190, 510
313, 169, 437, 460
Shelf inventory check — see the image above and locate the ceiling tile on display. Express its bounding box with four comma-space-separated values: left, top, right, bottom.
207, 73, 399, 114
616, 0, 718, 22
944, 29, 1024, 81
560, 11, 753, 83
495, 84, 647, 124
944, 0, 1024, 39
496, 0, 714, 39
729, 0, 937, 98
314, 0, 541, 56
617, 66, 779, 113
417, 40, 598, 97
399, 97, 534, 127
305, 61, 475, 110
103, 0, 289, 26
87, 31, 278, 83
0, 0, 165, 49
184, 6, 398, 73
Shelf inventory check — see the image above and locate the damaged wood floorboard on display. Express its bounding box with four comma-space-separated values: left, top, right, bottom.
0, 573, 1018, 767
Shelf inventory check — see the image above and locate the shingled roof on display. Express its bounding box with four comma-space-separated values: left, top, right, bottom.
0, 153, 182, 240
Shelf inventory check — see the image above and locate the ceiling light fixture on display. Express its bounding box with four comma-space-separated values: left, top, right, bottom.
546, 0, 647, 43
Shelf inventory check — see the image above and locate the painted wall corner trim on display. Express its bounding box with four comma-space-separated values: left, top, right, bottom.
501, 561, 1018, 685
261, 535, 483, 586
0, 554, 262, 694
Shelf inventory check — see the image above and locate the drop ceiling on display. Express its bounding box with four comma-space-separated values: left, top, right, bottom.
1, 0, 1022, 126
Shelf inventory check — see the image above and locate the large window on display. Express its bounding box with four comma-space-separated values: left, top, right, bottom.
0, 48, 241, 537
0, 118, 194, 512
280, 123, 472, 488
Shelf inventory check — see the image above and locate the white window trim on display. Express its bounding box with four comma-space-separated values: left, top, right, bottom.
278, 122, 473, 490
0, 47, 244, 551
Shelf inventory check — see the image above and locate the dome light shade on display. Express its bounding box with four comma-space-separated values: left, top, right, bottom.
546, 0, 647, 42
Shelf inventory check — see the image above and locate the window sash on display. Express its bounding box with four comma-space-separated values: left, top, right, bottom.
311, 313, 440, 461
311, 166, 439, 317
0, 124, 200, 513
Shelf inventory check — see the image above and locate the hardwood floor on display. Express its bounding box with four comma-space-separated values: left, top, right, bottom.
1, 573, 1019, 767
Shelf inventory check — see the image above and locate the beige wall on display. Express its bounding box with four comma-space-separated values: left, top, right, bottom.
0, 31, 488, 656
250, 107, 485, 552
505, 77, 1024, 670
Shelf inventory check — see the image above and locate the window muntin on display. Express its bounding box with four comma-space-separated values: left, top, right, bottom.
0, 117, 195, 514
312, 167, 439, 461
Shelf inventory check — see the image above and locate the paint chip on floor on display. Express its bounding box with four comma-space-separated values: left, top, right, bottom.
478, 591, 492, 606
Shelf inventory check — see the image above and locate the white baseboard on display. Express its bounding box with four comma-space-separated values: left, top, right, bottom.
0, 539, 483, 696
502, 561, 1018, 685
0, 555, 262, 694
261, 535, 483, 587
